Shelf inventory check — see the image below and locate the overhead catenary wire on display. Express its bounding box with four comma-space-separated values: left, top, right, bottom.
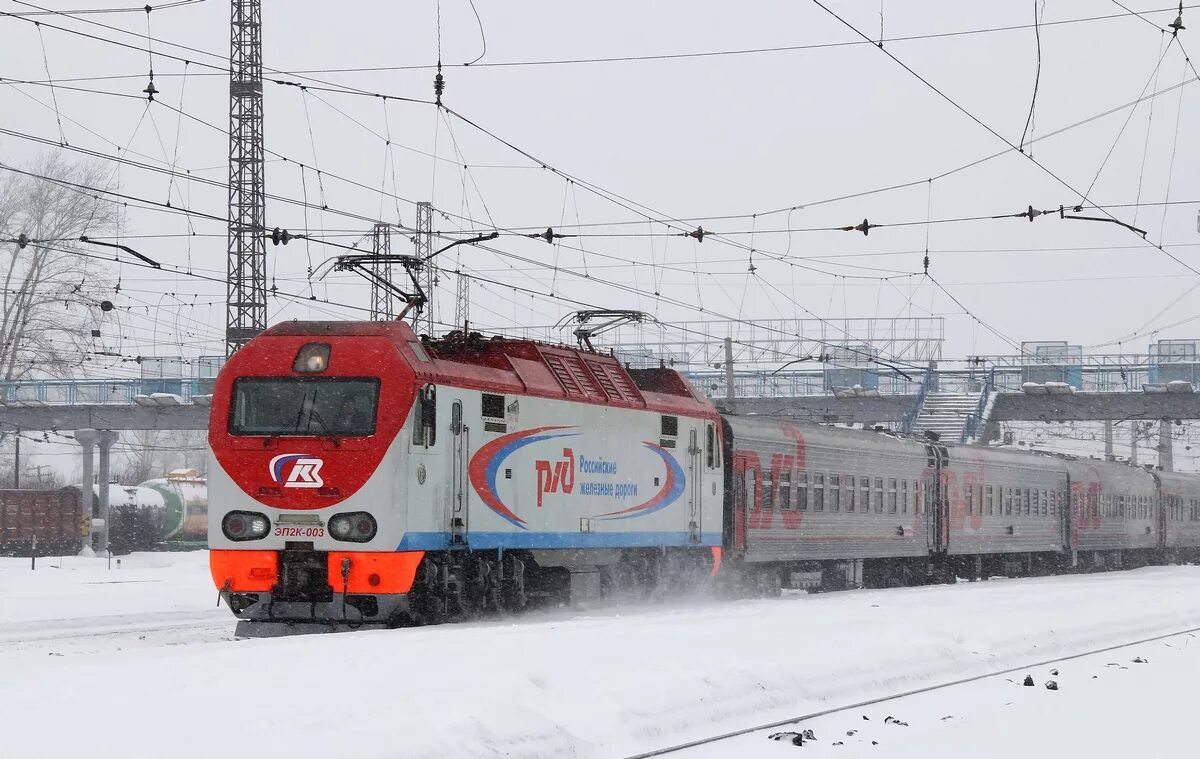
4, 0, 1195, 365
809, 0, 1200, 285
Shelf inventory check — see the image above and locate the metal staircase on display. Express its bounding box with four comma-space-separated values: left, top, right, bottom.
911, 392, 983, 443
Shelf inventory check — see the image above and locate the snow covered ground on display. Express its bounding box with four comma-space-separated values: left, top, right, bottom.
3, 553, 1200, 758
681, 632, 1200, 758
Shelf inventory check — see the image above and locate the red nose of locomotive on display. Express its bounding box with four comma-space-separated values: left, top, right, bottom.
209, 321, 418, 511
208, 322, 425, 629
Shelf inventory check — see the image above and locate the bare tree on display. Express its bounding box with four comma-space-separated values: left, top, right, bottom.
0, 153, 119, 380
114, 429, 207, 484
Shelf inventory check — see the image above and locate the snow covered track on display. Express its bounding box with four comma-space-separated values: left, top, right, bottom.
629, 624, 1200, 758
7, 554, 1200, 758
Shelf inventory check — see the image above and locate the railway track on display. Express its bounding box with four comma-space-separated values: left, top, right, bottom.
625, 624, 1200, 758
0, 609, 232, 647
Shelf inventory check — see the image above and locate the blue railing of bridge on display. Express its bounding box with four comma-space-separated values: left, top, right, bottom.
960, 367, 996, 443
0, 378, 212, 406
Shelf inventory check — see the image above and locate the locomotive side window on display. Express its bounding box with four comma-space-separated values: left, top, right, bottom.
705, 424, 715, 468
661, 415, 679, 437
230, 377, 379, 437
813, 473, 825, 512
797, 472, 808, 510
412, 385, 437, 447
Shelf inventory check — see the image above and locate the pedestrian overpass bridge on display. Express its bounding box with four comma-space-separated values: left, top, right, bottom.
1, 351, 1196, 447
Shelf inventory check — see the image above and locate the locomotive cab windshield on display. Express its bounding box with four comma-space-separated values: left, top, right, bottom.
229, 377, 380, 437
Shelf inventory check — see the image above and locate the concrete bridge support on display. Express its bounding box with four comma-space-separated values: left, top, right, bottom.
1159, 420, 1174, 472
74, 429, 119, 555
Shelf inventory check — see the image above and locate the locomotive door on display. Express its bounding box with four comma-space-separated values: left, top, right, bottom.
923, 470, 940, 551
732, 454, 750, 550
687, 427, 702, 543
449, 399, 469, 544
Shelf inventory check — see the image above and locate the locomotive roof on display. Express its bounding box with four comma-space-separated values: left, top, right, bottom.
262, 320, 719, 419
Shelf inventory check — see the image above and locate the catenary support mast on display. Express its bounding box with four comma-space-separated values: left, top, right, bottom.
369, 223, 393, 320
226, 0, 267, 355
415, 202, 434, 335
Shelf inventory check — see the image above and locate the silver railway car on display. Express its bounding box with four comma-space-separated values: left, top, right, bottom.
727, 419, 934, 585
942, 445, 1066, 558
1064, 459, 1159, 560
1156, 470, 1200, 551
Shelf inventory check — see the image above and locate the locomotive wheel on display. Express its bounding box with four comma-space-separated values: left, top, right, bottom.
499, 554, 527, 613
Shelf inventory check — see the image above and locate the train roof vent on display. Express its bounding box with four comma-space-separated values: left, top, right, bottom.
583, 357, 644, 406
626, 367, 695, 398
539, 347, 605, 401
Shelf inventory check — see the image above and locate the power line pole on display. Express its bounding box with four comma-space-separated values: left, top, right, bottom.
369, 223, 393, 320
226, 0, 267, 355
415, 202, 434, 335
455, 268, 470, 333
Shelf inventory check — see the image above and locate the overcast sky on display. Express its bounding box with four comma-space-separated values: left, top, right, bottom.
3, 0, 1200, 374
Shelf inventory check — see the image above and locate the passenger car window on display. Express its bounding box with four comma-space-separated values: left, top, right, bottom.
813, 473, 825, 512
779, 472, 792, 510
846, 476, 856, 512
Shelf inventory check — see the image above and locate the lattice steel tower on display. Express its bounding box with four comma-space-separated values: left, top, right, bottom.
369, 223, 393, 320
455, 266, 470, 333
226, 0, 268, 354
415, 202, 434, 335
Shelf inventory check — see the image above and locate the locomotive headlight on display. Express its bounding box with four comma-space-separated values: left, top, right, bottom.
222, 511, 270, 541
328, 512, 377, 543
293, 342, 331, 373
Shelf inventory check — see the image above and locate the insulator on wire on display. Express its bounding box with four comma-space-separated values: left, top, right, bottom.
434, 62, 445, 104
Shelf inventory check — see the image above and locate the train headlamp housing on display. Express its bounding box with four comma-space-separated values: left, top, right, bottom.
222, 511, 270, 541
328, 512, 377, 543
293, 343, 330, 373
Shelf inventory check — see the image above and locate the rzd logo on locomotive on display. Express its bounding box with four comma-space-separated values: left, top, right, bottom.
535, 448, 575, 507
269, 453, 325, 489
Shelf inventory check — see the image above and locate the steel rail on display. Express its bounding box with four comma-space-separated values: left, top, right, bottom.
625, 624, 1200, 757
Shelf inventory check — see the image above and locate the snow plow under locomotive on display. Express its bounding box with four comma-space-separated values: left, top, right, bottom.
208, 322, 1200, 631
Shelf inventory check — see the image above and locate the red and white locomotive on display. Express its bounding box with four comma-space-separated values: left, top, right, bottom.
209, 321, 1200, 630
209, 322, 723, 629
